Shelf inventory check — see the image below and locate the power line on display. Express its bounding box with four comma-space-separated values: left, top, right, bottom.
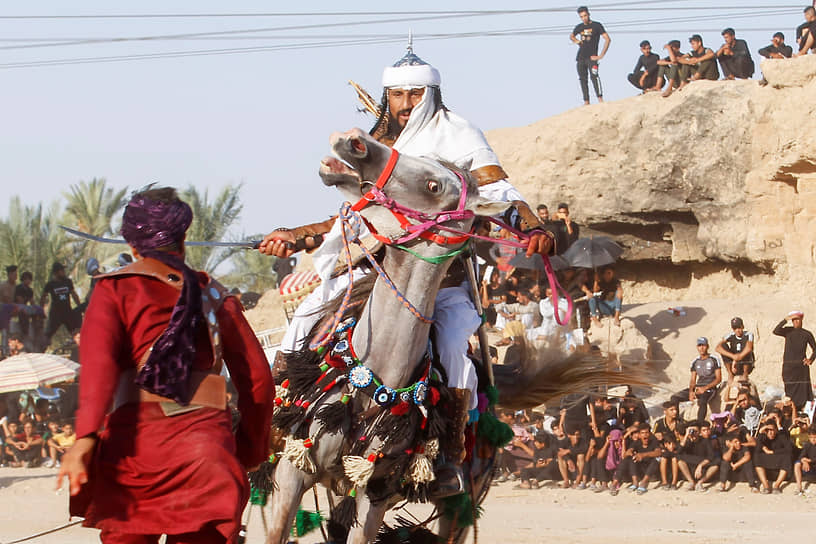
0, 7, 797, 53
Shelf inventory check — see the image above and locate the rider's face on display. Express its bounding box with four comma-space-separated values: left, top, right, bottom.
388, 88, 425, 129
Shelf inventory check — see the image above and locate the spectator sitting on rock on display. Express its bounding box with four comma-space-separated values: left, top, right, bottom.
7, 334, 26, 357
45, 421, 75, 468
716, 28, 755, 80
658, 40, 687, 96
715, 316, 755, 380
619, 386, 650, 431
674, 35, 719, 92
796, 6, 816, 55
589, 265, 622, 326
718, 431, 759, 492
658, 434, 681, 490
677, 421, 721, 490
556, 425, 590, 489
611, 423, 661, 495
536, 204, 551, 224
555, 203, 580, 248
6, 420, 43, 467
496, 289, 540, 331
591, 428, 624, 493
793, 426, 816, 495
671, 337, 723, 422
753, 423, 792, 494
496, 410, 534, 481
627, 40, 661, 92
758, 32, 793, 59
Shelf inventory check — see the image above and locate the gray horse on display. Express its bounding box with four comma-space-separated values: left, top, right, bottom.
265, 129, 629, 544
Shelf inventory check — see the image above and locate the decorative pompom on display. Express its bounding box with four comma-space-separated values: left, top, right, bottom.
249, 486, 268, 506
291, 508, 323, 537
390, 402, 410, 416
406, 451, 435, 487
424, 438, 440, 460
315, 400, 349, 433
248, 454, 278, 493
485, 385, 499, 408
428, 387, 440, 405
283, 437, 316, 473
441, 493, 482, 527
476, 411, 514, 448
331, 493, 358, 529
343, 453, 377, 487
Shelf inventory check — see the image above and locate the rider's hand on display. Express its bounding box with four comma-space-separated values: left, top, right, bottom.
525, 232, 553, 257
56, 436, 97, 496
258, 230, 296, 258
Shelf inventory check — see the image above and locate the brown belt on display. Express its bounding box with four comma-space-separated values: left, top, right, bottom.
113, 369, 227, 416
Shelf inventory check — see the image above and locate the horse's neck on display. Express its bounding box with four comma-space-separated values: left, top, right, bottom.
352, 249, 450, 387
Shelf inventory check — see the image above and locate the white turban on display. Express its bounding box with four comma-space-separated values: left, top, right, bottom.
381, 47, 441, 89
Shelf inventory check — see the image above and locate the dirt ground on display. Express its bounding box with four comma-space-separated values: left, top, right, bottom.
4, 466, 816, 544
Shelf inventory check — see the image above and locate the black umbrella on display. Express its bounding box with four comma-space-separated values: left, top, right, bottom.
509, 252, 571, 272
562, 236, 623, 269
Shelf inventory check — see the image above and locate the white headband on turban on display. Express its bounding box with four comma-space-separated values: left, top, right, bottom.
381, 46, 441, 89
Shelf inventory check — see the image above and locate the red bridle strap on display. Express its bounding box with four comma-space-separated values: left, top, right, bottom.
351, 147, 400, 213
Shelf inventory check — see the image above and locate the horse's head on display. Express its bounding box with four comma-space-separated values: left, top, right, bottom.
320, 128, 509, 245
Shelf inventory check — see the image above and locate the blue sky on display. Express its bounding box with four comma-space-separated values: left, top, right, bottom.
0, 1, 800, 238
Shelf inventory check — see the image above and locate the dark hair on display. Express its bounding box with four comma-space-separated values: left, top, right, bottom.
773, 31, 785, 40
557, 202, 569, 211
21, 271, 32, 281
534, 431, 550, 444
51, 262, 65, 273
724, 432, 740, 441
721, 27, 735, 36
805, 6, 815, 14
5, 265, 17, 274
639, 40, 651, 48
669, 39, 681, 48
577, 6, 589, 14
536, 204, 548, 211
637, 423, 650, 432
662, 400, 677, 410
370, 86, 446, 140
808, 426, 816, 435
699, 420, 711, 428
8, 333, 23, 343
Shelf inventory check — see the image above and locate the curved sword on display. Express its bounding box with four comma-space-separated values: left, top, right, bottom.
60, 225, 263, 249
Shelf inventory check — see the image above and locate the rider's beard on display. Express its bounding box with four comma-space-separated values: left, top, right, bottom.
386, 108, 412, 139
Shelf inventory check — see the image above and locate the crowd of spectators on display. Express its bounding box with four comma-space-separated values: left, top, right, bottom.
572, 5, 816, 105
496, 310, 816, 496
0, 261, 82, 468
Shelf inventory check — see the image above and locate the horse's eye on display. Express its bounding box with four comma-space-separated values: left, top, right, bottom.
427, 180, 440, 193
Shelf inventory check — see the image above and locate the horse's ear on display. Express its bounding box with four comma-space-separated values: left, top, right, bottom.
473, 197, 512, 217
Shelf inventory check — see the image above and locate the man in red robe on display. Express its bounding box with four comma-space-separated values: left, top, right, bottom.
58, 187, 274, 544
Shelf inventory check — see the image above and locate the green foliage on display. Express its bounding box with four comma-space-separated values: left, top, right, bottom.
179, 184, 244, 274
219, 234, 278, 293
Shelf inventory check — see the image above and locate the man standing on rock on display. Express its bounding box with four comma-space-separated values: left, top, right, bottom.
773, 311, 816, 409
570, 6, 611, 105
716, 28, 754, 80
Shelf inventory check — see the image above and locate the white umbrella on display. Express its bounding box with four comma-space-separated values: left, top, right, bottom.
0, 352, 79, 393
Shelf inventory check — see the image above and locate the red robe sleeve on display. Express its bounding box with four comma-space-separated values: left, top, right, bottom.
218, 296, 275, 468
75, 280, 126, 439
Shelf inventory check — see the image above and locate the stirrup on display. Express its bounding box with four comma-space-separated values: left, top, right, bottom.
429, 463, 466, 499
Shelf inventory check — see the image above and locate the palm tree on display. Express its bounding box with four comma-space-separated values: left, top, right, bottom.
180, 184, 244, 274
221, 238, 278, 293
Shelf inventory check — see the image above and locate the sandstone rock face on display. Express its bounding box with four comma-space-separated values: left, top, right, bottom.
487, 55, 816, 274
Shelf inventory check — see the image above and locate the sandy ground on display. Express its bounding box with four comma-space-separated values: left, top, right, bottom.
4, 466, 816, 544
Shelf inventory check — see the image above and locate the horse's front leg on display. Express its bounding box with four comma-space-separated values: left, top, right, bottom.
346, 489, 388, 544
265, 458, 314, 544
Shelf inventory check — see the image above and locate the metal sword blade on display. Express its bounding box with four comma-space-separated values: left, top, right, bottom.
59, 226, 261, 249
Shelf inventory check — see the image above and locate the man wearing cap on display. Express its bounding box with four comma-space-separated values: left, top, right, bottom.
773, 311, 816, 409
716, 317, 755, 380
758, 32, 793, 59
40, 262, 81, 348
259, 45, 556, 470
627, 40, 661, 92
673, 35, 719, 93
716, 28, 754, 80
57, 186, 274, 544
671, 338, 723, 422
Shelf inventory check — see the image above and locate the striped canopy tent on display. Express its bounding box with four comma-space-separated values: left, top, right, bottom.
279, 270, 322, 321
0, 353, 79, 393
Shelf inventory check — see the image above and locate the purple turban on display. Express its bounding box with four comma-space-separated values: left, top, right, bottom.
121, 190, 201, 405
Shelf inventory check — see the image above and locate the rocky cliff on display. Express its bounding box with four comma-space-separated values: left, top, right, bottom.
487, 55, 816, 278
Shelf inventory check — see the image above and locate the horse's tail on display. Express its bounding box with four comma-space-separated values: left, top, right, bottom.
491, 344, 651, 410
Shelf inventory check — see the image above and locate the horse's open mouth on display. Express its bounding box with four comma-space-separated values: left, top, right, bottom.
319, 156, 360, 187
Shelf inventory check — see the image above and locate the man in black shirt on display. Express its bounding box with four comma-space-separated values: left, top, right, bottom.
716, 28, 754, 80
678, 421, 720, 490
794, 427, 816, 495
518, 432, 559, 488
40, 262, 81, 347
753, 424, 792, 494
627, 40, 661, 92
14, 271, 34, 339
674, 35, 719, 94
758, 32, 793, 59
715, 316, 755, 379
555, 203, 580, 249
796, 6, 816, 55
611, 423, 661, 495
570, 6, 611, 105
773, 311, 816, 409
718, 432, 758, 492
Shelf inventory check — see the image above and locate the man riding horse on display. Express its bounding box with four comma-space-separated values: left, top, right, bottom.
259, 44, 558, 488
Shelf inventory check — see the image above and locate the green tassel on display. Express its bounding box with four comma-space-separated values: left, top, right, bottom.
485, 385, 499, 408
249, 486, 268, 506
476, 411, 513, 448
441, 493, 482, 527
291, 508, 323, 537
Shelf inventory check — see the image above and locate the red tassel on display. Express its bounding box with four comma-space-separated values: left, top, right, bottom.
429, 388, 440, 405
281, 379, 290, 389
390, 402, 410, 416
303, 438, 314, 449
274, 397, 283, 406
